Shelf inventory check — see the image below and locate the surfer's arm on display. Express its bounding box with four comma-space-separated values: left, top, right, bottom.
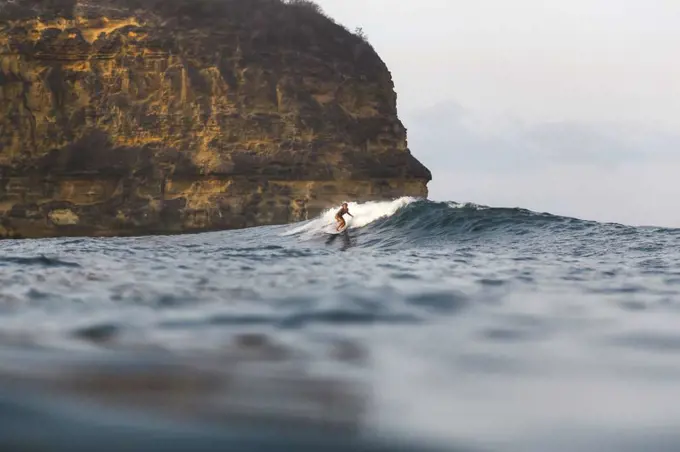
348, 212, 353, 217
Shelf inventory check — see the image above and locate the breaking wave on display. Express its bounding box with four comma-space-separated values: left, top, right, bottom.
281, 197, 419, 237
282, 197, 672, 248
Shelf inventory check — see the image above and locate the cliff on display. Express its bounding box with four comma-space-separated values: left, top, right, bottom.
0, 0, 431, 238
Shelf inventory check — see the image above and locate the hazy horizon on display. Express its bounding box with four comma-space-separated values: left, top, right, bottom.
315, 0, 680, 227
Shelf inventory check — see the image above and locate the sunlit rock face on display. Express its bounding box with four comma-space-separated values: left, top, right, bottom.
0, 0, 431, 238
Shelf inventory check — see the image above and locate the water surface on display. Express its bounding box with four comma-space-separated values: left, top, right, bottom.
1, 197, 679, 451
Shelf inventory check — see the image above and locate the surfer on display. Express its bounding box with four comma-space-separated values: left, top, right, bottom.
335, 202, 353, 231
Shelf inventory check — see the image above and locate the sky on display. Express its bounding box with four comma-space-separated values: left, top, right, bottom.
314, 0, 680, 227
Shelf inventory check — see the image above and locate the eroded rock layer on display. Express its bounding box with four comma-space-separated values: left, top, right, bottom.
0, 0, 431, 238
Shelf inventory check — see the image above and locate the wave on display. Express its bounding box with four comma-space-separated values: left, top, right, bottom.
282, 197, 667, 248
281, 197, 419, 238
0, 255, 81, 268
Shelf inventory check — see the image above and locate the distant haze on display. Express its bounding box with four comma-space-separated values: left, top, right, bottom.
315, 0, 680, 227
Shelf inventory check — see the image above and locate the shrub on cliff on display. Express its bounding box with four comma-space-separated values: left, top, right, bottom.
285, 0, 325, 15
354, 26, 369, 43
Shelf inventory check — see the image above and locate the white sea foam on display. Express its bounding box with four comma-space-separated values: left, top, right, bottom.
282, 197, 418, 237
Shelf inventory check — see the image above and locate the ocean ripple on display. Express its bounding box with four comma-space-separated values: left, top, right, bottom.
1, 198, 679, 451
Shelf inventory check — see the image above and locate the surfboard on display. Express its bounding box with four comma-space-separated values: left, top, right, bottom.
325, 222, 348, 235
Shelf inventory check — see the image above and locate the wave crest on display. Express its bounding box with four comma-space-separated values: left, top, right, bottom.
281, 197, 630, 248
281, 197, 419, 237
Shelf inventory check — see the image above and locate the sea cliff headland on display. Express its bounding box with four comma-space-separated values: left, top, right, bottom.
0, 0, 431, 238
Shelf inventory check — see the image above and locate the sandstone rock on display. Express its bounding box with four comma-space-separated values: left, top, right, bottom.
0, 0, 431, 238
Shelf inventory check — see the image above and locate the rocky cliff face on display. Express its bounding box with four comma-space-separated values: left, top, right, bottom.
0, 0, 431, 238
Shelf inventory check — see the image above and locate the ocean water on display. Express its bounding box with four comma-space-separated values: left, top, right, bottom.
1, 197, 680, 451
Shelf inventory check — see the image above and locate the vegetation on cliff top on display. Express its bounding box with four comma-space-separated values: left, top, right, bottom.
0, 0, 380, 78
0, 0, 372, 44
284, 0, 370, 44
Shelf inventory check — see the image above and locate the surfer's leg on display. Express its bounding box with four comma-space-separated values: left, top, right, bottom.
336, 217, 345, 231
